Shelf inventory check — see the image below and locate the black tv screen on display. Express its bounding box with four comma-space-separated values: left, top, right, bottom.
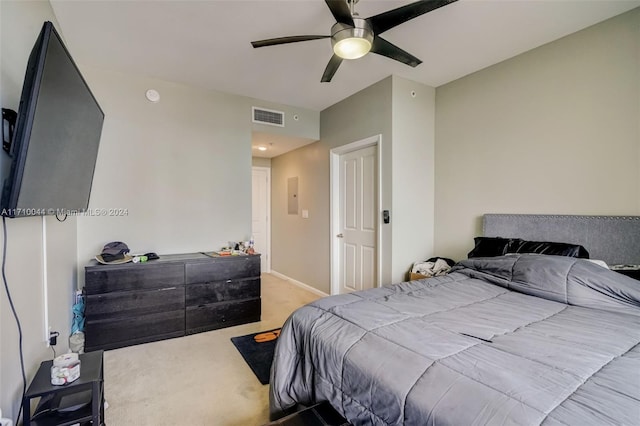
1, 21, 103, 218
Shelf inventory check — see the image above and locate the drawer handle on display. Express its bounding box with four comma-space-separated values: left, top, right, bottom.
226, 280, 232, 283
160, 287, 177, 291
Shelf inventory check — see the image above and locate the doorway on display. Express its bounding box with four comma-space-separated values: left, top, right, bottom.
252, 167, 271, 272
330, 135, 381, 295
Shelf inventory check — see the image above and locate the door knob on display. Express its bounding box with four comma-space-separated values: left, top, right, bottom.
337, 233, 344, 238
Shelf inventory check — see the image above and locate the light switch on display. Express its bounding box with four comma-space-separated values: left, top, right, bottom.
302, 210, 309, 219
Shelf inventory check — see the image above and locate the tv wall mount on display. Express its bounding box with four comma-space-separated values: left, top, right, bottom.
2, 108, 17, 155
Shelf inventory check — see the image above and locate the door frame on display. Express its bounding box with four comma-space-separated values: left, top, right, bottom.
252, 166, 271, 273
330, 135, 382, 295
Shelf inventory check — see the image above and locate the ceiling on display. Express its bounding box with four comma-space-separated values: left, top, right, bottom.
50, 0, 639, 156
252, 131, 317, 158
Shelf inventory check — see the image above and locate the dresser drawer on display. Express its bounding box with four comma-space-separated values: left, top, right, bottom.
83, 253, 261, 350
185, 256, 260, 284
85, 263, 184, 294
186, 278, 259, 306
85, 309, 185, 351
85, 286, 185, 320
186, 298, 261, 334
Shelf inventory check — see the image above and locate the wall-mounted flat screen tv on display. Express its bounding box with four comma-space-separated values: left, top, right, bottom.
1, 21, 104, 218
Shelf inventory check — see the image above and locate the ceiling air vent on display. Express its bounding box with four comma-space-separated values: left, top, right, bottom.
252, 107, 285, 127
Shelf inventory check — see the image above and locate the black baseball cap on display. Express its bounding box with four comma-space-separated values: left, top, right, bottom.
102, 241, 130, 256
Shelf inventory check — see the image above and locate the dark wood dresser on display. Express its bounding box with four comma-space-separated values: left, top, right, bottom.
84, 253, 261, 352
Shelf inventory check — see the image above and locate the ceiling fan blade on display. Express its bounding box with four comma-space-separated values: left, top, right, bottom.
325, 0, 354, 26
321, 54, 343, 82
368, 0, 456, 35
371, 36, 422, 67
251, 35, 330, 48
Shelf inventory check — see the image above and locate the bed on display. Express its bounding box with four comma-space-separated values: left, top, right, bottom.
269, 215, 640, 425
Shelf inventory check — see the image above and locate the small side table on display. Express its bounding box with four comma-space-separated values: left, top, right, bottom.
23, 350, 104, 426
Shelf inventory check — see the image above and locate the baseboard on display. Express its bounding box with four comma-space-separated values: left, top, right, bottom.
269, 270, 329, 297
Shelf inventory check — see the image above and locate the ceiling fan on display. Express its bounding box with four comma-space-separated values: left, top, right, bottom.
251, 0, 457, 82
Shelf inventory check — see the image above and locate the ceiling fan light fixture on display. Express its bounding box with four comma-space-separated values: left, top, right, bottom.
333, 36, 371, 60
331, 19, 373, 60
250, 0, 456, 82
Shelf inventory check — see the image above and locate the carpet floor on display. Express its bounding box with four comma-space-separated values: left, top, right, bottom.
103, 273, 320, 426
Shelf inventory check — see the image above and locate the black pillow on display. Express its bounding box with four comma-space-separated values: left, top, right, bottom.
467, 237, 515, 258
468, 237, 590, 259
509, 240, 590, 258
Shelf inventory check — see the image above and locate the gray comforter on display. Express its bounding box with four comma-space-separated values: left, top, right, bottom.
269, 254, 640, 425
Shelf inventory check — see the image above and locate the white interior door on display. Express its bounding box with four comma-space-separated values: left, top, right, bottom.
338, 145, 378, 294
252, 167, 270, 272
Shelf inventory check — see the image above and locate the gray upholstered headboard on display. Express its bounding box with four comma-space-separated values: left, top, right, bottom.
483, 214, 640, 265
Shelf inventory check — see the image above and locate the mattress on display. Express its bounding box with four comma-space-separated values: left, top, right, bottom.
269, 254, 640, 425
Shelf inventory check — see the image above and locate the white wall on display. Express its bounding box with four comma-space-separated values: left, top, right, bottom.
391, 77, 436, 280
251, 100, 319, 141
0, 1, 75, 420
272, 77, 393, 293
271, 142, 333, 292
76, 68, 251, 271
75, 68, 319, 281
252, 157, 271, 168
434, 9, 640, 261
271, 75, 438, 292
